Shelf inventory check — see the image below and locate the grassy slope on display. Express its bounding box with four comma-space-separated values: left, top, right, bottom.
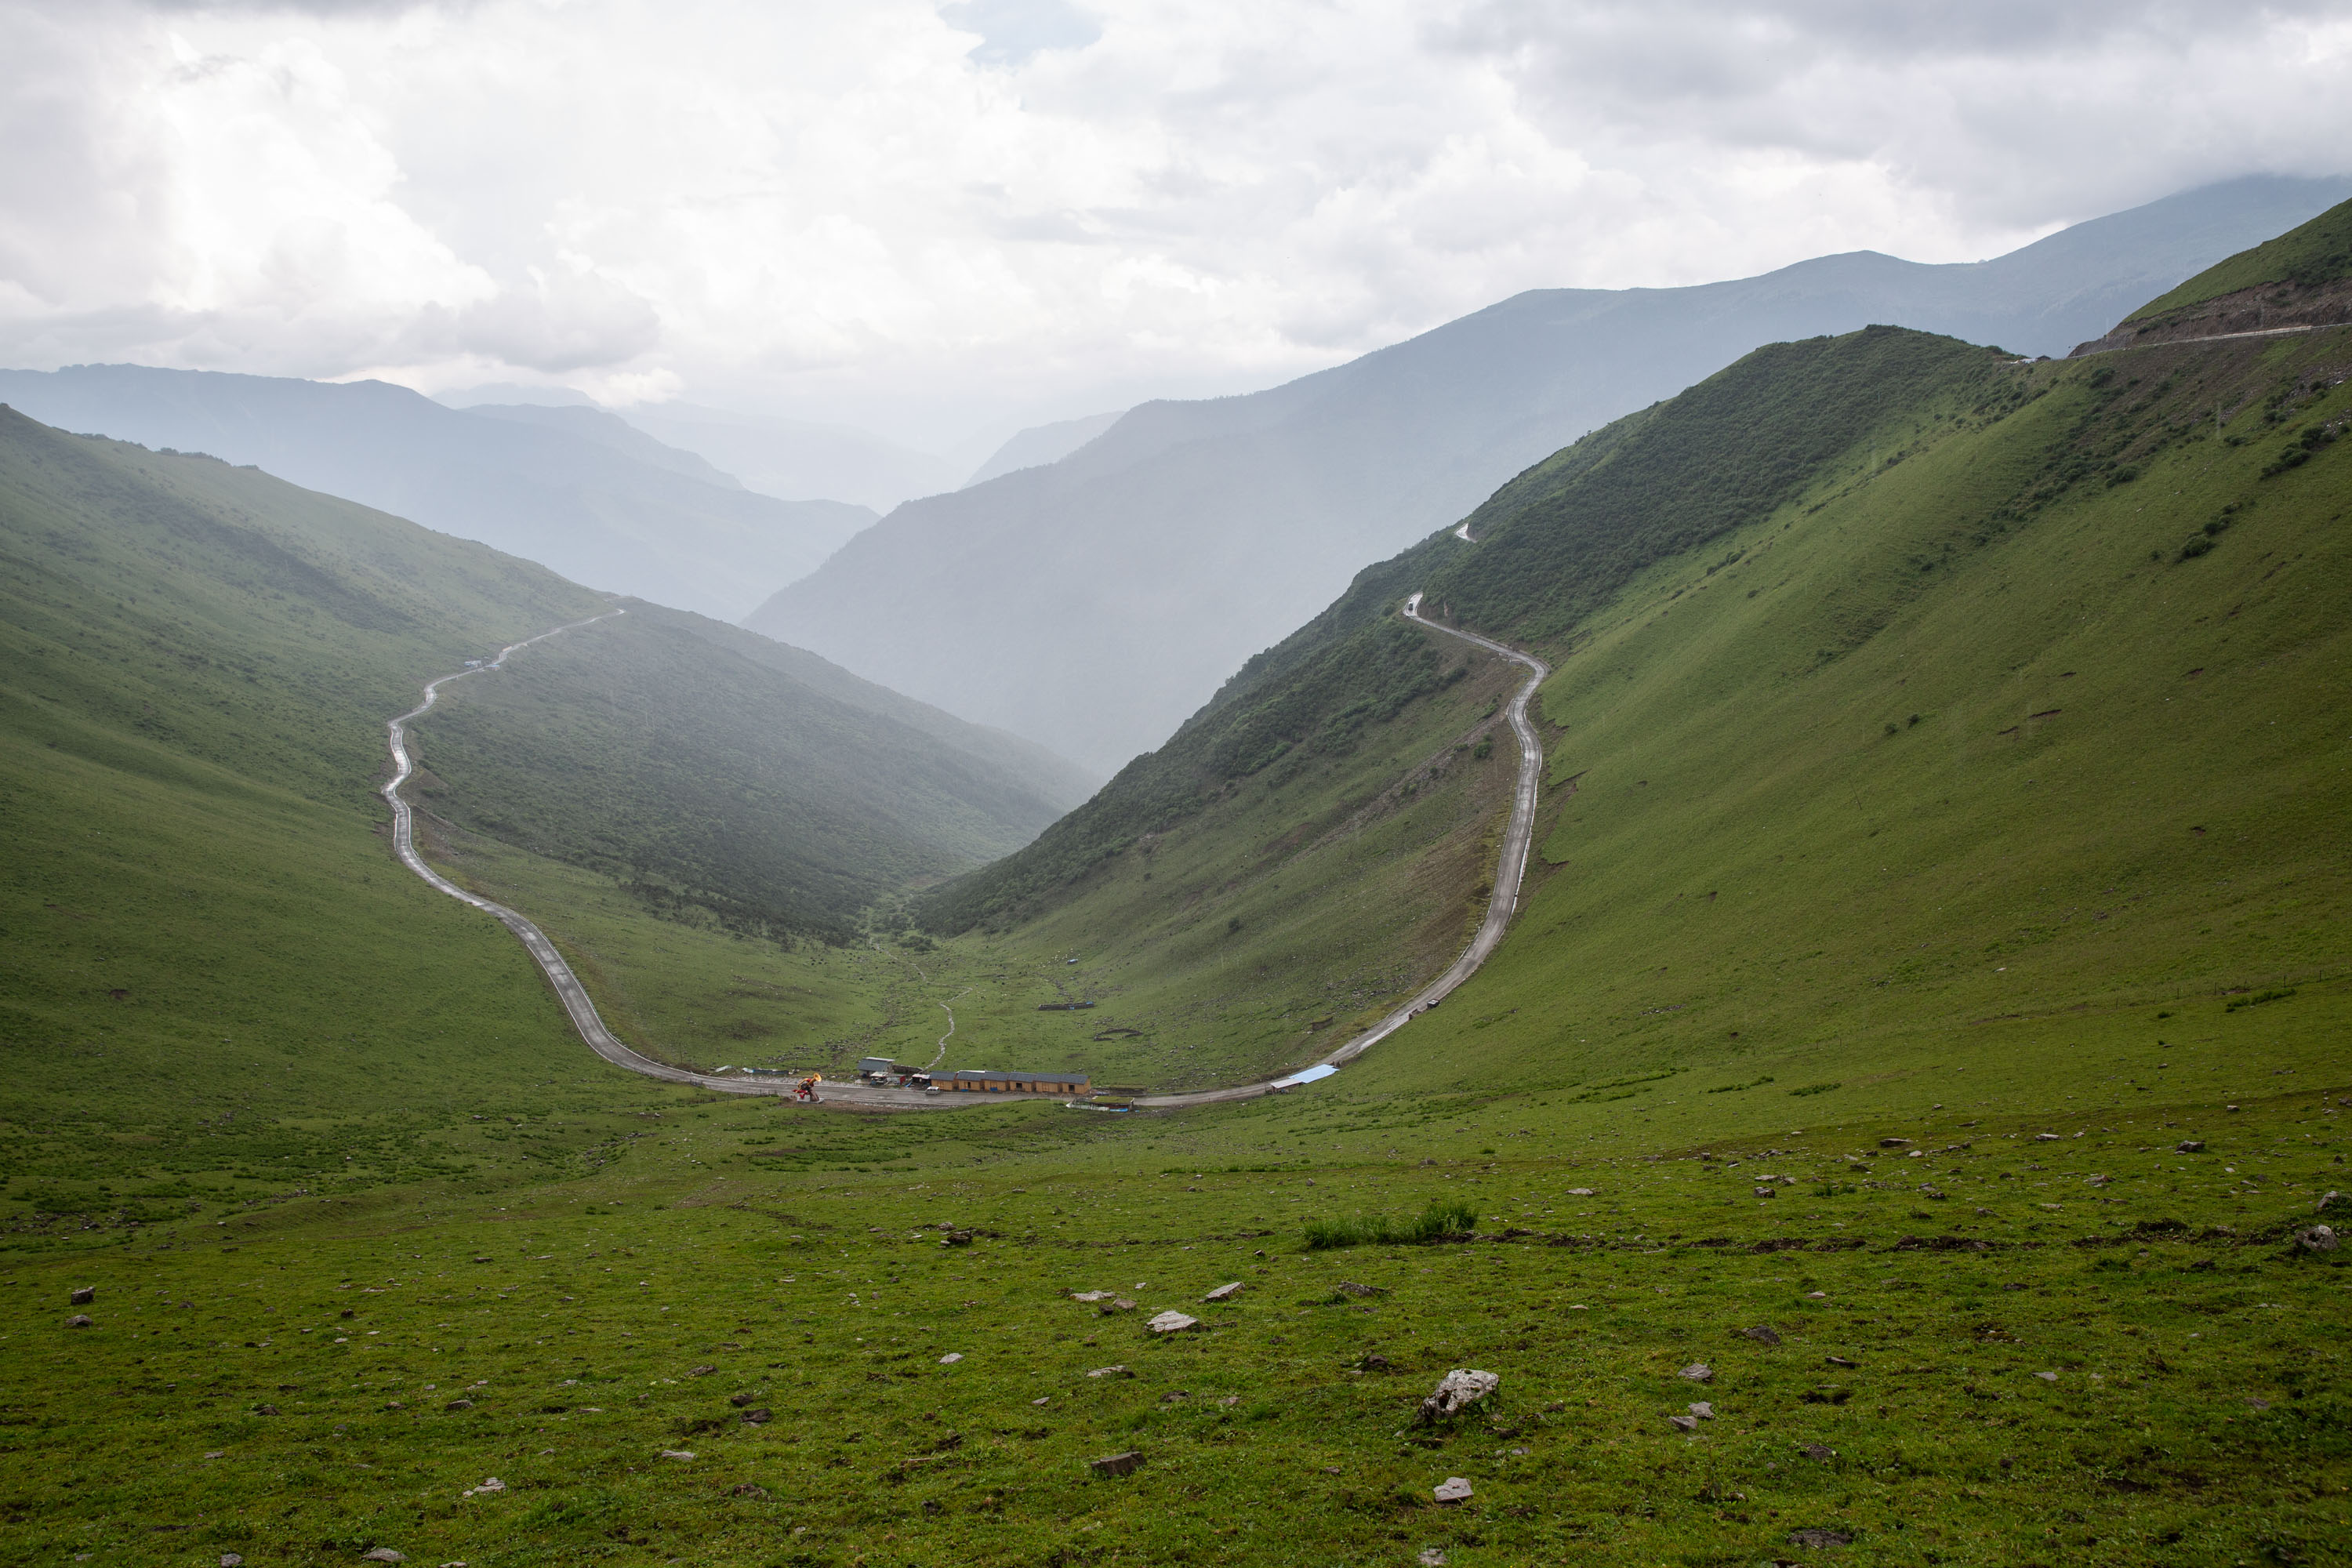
2131, 195, 2352, 319
408, 600, 1073, 946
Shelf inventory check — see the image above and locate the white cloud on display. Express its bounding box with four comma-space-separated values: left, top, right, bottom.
1, 0, 2345, 446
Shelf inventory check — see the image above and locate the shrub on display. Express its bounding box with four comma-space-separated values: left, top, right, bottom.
1303, 1196, 1479, 1250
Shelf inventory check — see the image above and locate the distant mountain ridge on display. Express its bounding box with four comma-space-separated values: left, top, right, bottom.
0, 365, 875, 620
748, 173, 2352, 775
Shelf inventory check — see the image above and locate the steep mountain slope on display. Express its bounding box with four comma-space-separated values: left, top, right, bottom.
750, 174, 2352, 774
921, 305, 2351, 1095
2075, 194, 2352, 353
961, 408, 1125, 487
0, 408, 1080, 1156
0, 365, 874, 619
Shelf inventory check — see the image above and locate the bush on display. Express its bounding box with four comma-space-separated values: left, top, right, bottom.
1303, 1196, 1480, 1250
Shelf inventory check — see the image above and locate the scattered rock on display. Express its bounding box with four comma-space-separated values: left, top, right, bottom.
1418, 1552, 1448, 1566
1668, 1414, 1700, 1432
1159, 1391, 1188, 1405
1688, 1402, 1715, 1419
660, 1450, 695, 1461
1086, 1364, 1133, 1379
1566, 1187, 1595, 1196
1071, 1290, 1115, 1302
1824, 1355, 1857, 1369
938, 1352, 965, 1363
65, 1315, 93, 1329
1359, 1353, 1394, 1372
463, 1478, 506, 1497
740, 1408, 772, 1425
1416, 1369, 1499, 1424
383, 1401, 404, 1411
1755, 1185, 1779, 1198
730, 1483, 768, 1498
2176, 1141, 2205, 1154
1219, 1395, 1240, 1406
1334, 1281, 1382, 1298
70, 1286, 94, 1305
1090, 1450, 1145, 1478
445, 1399, 474, 1411
2291, 1225, 2338, 1254
2034, 1133, 2060, 1142
687, 1365, 716, 1377
729, 1392, 756, 1407
1203, 1282, 1244, 1302
361, 1551, 406, 1564
1741, 1325, 1782, 1345
1797, 1443, 1836, 1461
221, 1557, 244, 1566
1920, 1187, 1947, 1200
1031, 1396, 1051, 1406
1879, 1138, 1912, 1149
1788, 1527, 1853, 1548
253, 1405, 279, 1417
1147, 1311, 1199, 1335
1101, 1299, 1137, 1315
1679, 1363, 1713, 1384
1432, 1476, 1474, 1504
2319, 1191, 2342, 1212
2034, 1371, 2058, 1382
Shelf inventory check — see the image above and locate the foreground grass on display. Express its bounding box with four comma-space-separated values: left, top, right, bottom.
5, 1076, 2345, 1568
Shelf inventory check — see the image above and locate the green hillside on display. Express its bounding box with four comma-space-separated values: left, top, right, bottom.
3, 302, 2349, 1563
2130, 194, 2352, 318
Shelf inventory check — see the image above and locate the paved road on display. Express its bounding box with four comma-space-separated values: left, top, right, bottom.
1131, 592, 1551, 1109
384, 595, 1549, 1114
380, 609, 947, 1112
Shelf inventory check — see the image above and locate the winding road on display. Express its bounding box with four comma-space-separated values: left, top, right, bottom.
1131, 592, 1551, 1107
383, 592, 1550, 1112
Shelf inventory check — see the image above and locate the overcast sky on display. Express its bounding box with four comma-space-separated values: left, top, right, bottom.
3, 0, 2347, 452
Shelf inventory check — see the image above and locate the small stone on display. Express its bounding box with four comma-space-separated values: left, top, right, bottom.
1418, 1551, 1448, 1566
1825, 1355, 1857, 1369
1797, 1443, 1836, 1461
729, 1392, 755, 1406
1879, 1138, 1912, 1149
445, 1399, 474, 1411
1071, 1290, 1114, 1302
2292, 1225, 2339, 1254
687, 1365, 716, 1377
1566, 1187, 1595, 1196
1415, 1368, 1499, 1424
1148, 1311, 1199, 1335
2034, 1133, 2060, 1142
1742, 1325, 1781, 1345
2319, 1191, 2342, 1211
1688, 1402, 1715, 1419
1359, 1353, 1393, 1372
1679, 1363, 1713, 1384
65, 1314, 93, 1329
731, 1483, 769, 1498
361, 1551, 406, 1564
1432, 1476, 1473, 1504
221, 1557, 244, 1566
474, 1478, 506, 1494
938, 1352, 965, 1363
70, 1286, 95, 1305
1086, 1364, 1133, 1379
2034, 1371, 2057, 1382
253, 1404, 279, 1416
1031, 1396, 1051, 1406
1090, 1450, 1145, 1478
1334, 1280, 1381, 1298
1668, 1414, 1699, 1432
2176, 1140, 2205, 1153
1203, 1282, 1244, 1302
741, 1408, 772, 1425
1788, 1527, 1853, 1548
1159, 1391, 1188, 1405
1921, 1186, 1946, 1200
660, 1450, 695, 1461
1755, 1185, 1779, 1198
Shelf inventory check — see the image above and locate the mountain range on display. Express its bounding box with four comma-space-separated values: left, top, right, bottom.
749, 172, 2352, 775
0, 366, 875, 621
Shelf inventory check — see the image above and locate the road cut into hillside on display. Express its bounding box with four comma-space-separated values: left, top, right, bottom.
383, 595, 1548, 1113
381, 608, 952, 1111
1131, 593, 1551, 1109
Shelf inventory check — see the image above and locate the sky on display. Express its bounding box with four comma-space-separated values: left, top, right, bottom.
2, 0, 2347, 454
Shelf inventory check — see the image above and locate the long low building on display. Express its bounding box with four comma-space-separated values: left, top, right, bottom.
941, 1069, 1091, 1094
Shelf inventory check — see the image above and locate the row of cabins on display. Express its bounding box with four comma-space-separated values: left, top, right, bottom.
942, 1068, 1091, 1094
